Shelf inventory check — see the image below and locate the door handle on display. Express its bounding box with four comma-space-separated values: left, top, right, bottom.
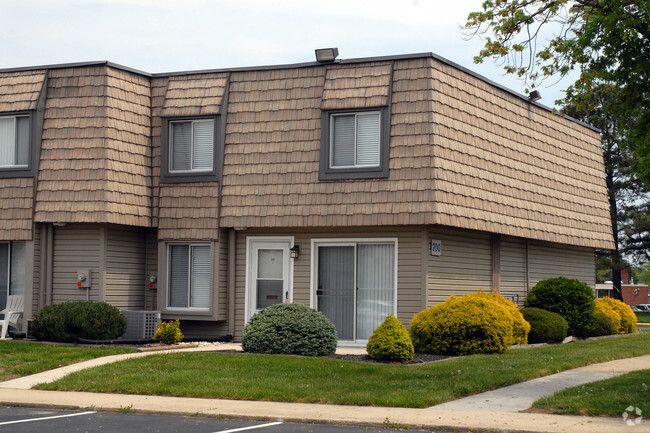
316, 290, 323, 296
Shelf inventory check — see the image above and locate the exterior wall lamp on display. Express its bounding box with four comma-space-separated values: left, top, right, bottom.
315, 48, 339, 63
528, 90, 541, 102
290, 245, 300, 259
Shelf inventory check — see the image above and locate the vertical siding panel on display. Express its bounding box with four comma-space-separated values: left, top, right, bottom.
528, 242, 595, 288
500, 236, 527, 303
51, 224, 101, 303
32, 224, 41, 313
145, 228, 158, 310
103, 226, 146, 310
427, 227, 492, 305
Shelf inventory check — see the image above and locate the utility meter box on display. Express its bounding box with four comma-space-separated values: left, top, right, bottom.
77, 269, 92, 288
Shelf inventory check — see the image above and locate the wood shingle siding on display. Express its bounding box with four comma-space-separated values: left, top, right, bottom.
431, 60, 612, 249
35, 66, 152, 227
0, 178, 34, 240
321, 62, 392, 109
158, 182, 220, 240
161, 74, 228, 117
220, 58, 437, 230
0, 70, 46, 112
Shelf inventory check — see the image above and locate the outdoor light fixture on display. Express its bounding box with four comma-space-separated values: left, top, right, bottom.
315, 48, 339, 63
528, 90, 541, 102
290, 245, 300, 259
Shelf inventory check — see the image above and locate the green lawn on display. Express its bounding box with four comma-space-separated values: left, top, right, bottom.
37, 332, 650, 408
531, 369, 650, 417
635, 312, 650, 323
0, 341, 135, 382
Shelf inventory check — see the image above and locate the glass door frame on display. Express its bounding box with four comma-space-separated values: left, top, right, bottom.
245, 236, 294, 323
310, 237, 398, 344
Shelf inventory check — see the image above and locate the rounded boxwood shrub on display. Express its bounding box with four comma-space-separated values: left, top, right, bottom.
594, 298, 620, 335
473, 292, 530, 344
366, 315, 414, 362
31, 301, 127, 343
520, 307, 568, 344
524, 277, 595, 337
595, 297, 637, 334
410, 293, 515, 356
590, 311, 615, 337
242, 303, 337, 356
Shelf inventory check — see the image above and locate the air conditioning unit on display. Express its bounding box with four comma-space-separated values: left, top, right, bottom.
121, 310, 161, 340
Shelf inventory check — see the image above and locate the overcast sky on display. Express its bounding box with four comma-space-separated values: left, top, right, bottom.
1, 0, 575, 107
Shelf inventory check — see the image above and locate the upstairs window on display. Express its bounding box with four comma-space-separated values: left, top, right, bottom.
169, 119, 214, 173
330, 111, 381, 169
167, 244, 211, 310
0, 115, 30, 169
320, 108, 389, 180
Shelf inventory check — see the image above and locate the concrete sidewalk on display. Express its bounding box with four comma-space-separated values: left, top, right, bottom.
0, 343, 648, 433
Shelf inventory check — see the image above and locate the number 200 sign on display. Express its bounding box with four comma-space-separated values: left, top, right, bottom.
430, 239, 442, 256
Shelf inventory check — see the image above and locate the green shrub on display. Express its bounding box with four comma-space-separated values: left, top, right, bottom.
520, 307, 568, 344
595, 297, 637, 334
242, 303, 337, 356
31, 301, 127, 343
410, 293, 515, 356
524, 277, 596, 337
366, 315, 414, 362
475, 292, 530, 344
590, 311, 615, 337
154, 320, 184, 344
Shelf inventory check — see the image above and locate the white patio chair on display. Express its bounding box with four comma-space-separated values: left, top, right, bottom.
0, 295, 24, 339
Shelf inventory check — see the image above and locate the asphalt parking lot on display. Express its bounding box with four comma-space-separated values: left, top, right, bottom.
0, 406, 427, 433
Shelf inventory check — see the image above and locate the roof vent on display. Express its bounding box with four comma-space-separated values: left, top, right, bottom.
315, 48, 339, 63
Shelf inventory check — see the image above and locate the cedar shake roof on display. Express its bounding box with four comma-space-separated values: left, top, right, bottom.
34, 65, 151, 226
0, 70, 46, 112
0, 54, 614, 249
321, 62, 392, 109
0, 178, 34, 241
161, 73, 228, 117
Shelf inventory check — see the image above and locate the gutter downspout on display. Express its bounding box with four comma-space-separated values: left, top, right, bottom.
228, 229, 236, 337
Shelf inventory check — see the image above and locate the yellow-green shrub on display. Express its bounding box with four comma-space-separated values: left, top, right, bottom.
366, 315, 414, 362
154, 319, 184, 344
475, 292, 530, 344
410, 293, 515, 355
596, 297, 637, 334
594, 298, 621, 335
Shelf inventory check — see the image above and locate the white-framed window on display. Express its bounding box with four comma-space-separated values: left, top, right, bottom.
169, 119, 214, 173
167, 244, 211, 310
0, 115, 30, 168
330, 111, 381, 169
311, 238, 397, 342
0, 242, 25, 313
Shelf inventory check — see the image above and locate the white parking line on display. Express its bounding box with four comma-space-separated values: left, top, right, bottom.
0, 410, 96, 426
214, 421, 284, 433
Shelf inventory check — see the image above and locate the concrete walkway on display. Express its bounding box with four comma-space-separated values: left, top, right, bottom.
430, 354, 650, 412
0, 343, 648, 433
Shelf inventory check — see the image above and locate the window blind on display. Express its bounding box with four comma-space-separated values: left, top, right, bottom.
0, 117, 15, 166
190, 245, 210, 308
171, 122, 192, 171
169, 245, 189, 308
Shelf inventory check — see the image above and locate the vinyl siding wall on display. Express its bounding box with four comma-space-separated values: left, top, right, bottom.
426, 227, 493, 305
228, 227, 426, 340
528, 241, 595, 287
103, 226, 146, 310
51, 224, 102, 304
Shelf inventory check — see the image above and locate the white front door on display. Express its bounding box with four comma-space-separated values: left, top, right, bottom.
246, 237, 294, 322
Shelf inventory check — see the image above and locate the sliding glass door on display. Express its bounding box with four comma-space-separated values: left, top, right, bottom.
315, 241, 396, 342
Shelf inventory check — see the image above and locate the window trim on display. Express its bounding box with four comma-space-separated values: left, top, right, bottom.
166, 242, 212, 312
161, 116, 219, 183
0, 111, 36, 178
319, 107, 390, 180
